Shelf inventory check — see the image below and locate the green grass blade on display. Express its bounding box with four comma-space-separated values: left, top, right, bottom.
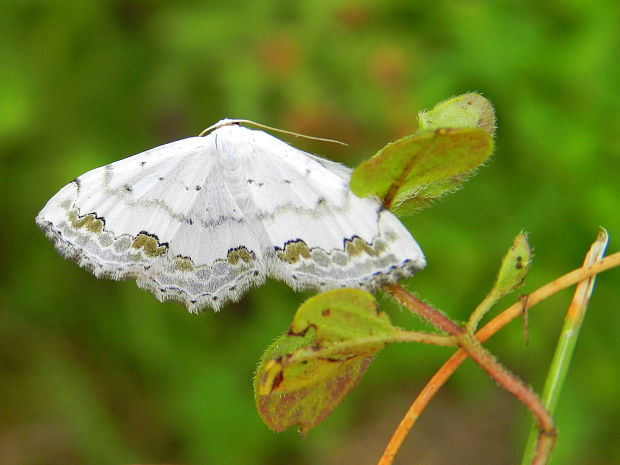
520, 229, 609, 465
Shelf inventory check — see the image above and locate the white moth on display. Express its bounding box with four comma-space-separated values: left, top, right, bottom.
36, 119, 425, 312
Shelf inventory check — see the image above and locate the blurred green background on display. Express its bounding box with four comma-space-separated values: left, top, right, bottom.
1, 1, 619, 464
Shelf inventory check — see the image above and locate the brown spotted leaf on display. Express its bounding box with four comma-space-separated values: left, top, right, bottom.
254, 289, 402, 435
493, 232, 532, 298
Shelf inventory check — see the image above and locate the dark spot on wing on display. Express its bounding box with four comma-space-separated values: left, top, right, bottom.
138, 230, 167, 246
195, 185, 202, 191
131, 231, 169, 257
226, 246, 256, 264
78, 212, 106, 233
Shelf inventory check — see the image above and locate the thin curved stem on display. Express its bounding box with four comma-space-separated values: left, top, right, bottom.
384, 285, 556, 464
378, 249, 620, 465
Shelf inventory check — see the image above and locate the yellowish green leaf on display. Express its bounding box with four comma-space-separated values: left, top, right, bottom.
254, 289, 401, 435
418, 92, 496, 136
493, 232, 532, 297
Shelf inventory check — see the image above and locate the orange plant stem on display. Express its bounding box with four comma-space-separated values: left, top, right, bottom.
378, 251, 620, 465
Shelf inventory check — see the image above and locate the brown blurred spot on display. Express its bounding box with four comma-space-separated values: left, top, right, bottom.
0, 423, 82, 465
257, 33, 300, 78
368, 45, 408, 92
336, 3, 373, 29
281, 105, 362, 159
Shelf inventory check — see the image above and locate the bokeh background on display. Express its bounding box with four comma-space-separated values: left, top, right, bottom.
1, 1, 619, 464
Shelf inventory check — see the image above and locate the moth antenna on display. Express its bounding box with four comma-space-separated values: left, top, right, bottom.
199, 119, 348, 147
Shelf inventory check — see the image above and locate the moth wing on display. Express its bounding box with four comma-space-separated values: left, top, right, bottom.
213, 126, 426, 292
37, 136, 266, 312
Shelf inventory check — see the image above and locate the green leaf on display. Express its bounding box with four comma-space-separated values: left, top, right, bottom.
254, 289, 401, 435
290, 287, 397, 348
418, 92, 496, 136
466, 233, 533, 331
351, 93, 495, 215
493, 232, 532, 297
350, 128, 493, 214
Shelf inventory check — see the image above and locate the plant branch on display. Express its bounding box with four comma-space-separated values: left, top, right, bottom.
479, 251, 620, 341
466, 289, 501, 332
459, 333, 557, 465
383, 285, 464, 335
377, 249, 620, 465
285, 331, 458, 365
384, 284, 557, 464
